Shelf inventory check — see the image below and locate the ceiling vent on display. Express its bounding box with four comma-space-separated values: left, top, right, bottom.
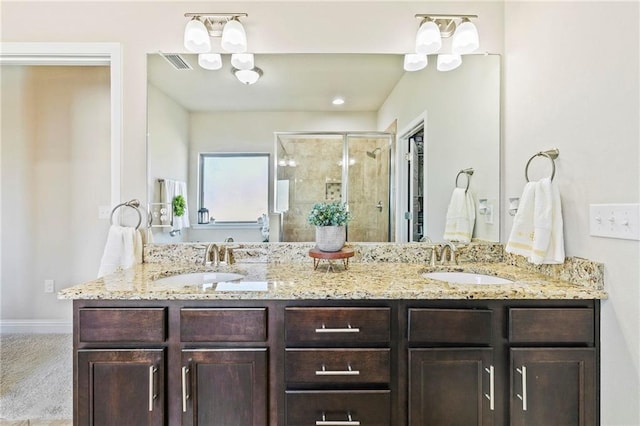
160, 53, 192, 70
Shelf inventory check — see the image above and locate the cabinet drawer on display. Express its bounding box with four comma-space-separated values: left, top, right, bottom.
286, 349, 390, 385
285, 308, 390, 345
79, 308, 166, 342
180, 308, 267, 342
408, 308, 492, 345
286, 390, 390, 426
509, 308, 594, 344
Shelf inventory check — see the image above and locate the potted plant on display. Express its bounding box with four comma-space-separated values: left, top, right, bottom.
307, 201, 352, 252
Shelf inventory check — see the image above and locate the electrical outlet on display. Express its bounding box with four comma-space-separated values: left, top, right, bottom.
98, 205, 111, 219
44, 279, 55, 293
589, 203, 640, 240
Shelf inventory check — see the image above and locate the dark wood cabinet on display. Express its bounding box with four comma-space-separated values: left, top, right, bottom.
510, 348, 596, 426
73, 299, 599, 426
181, 349, 268, 426
409, 348, 494, 426
77, 349, 165, 426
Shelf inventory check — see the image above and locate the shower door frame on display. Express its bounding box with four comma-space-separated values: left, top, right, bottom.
274, 131, 396, 243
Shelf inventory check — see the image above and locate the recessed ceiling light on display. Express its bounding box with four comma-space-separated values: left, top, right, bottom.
332, 97, 345, 106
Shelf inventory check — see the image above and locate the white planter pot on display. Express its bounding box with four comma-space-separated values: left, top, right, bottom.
315, 225, 346, 252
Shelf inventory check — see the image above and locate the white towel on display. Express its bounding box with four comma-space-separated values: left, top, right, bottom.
506, 178, 565, 264
97, 225, 143, 278
443, 188, 476, 243
160, 179, 190, 232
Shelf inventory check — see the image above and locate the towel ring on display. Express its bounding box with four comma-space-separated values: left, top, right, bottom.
525, 148, 559, 182
110, 199, 142, 230
455, 168, 474, 192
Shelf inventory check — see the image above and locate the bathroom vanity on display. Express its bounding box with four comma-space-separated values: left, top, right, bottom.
61, 245, 605, 426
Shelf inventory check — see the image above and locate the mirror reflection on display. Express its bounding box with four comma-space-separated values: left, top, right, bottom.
147, 53, 500, 243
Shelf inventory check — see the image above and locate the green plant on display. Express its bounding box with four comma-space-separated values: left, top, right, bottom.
307, 201, 352, 226
172, 195, 186, 217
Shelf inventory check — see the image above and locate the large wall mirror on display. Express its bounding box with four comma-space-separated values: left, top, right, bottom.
147, 52, 501, 244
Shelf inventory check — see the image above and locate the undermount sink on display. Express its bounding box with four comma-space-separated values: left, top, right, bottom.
422, 271, 514, 285
154, 272, 245, 287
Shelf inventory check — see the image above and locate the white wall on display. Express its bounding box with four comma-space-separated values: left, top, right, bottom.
503, 3, 640, 425
147, 83, 190, 243
1, 66, 111, 323
378, 54, 501, 242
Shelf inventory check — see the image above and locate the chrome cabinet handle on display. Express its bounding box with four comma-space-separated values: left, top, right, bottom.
315, 364, 360, 376
181, 365, 190, 413
315, 324, 360, 333
316, 412, 360, 426
148, 365, 158, 412
484, 365, 494, 411
516, 366, 528, 411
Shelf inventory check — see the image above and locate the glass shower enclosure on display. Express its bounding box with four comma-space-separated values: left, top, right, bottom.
274, 132, 394, 242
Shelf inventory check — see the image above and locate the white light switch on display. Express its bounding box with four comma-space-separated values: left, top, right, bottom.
98, 205, 111, 219
589, 203, 640, 240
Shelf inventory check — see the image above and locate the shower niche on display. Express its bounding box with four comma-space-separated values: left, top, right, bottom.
274, 132, 394, 243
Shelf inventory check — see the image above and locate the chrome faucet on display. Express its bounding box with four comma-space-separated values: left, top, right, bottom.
439, 241, 457, 265
428, 246, 439, 267
203, 243, 219, 266
220, 245, 235, 265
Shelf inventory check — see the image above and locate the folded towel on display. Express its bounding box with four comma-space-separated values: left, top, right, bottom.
443, 188, 476, 243
506, 178, 565, 264
97, 225, 143, 278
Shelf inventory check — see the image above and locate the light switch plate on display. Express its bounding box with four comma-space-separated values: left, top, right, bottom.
589, 203, 640, 240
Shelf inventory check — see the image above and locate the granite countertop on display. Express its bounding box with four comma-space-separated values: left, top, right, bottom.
57, 260, 607, 301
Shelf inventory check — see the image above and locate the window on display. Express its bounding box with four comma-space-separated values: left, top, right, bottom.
199, 153, 270, 223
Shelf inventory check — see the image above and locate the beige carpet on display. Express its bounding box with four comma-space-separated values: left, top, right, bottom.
0, 334, 72, 422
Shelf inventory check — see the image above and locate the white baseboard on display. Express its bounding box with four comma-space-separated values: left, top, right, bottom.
0, 319, 72, 334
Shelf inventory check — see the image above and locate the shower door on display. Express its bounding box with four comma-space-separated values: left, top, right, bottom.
345, 134, 393, 242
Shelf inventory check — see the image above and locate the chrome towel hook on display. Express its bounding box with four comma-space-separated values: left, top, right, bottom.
525, 148, 559, 182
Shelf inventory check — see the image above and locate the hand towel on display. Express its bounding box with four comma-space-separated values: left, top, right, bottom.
98, 225, 143, 278
505, 178, 565, 264
443, 188, 476, 243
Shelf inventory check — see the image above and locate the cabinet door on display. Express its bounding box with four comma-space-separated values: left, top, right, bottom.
409, 348, 494, 426
182, 349, 267, 426
77, 349, 164, 426
510, 348, 596, 426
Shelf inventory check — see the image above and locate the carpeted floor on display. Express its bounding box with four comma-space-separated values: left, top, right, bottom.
0, 334, 72, 423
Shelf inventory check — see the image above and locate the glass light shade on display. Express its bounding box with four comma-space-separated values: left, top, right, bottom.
452, 19, 479, 54
403, 53, 428, 72
415, 19, 442, 54
184, 19, 211, 54
437, 54, 462, 72
221, 19, 247, 53
332, 97, 345, 105
230, 53, 254, 70
198, 53, 222, 70
234, 67, 261, 85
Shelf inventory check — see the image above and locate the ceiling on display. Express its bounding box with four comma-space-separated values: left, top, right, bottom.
147, 53, 406, 112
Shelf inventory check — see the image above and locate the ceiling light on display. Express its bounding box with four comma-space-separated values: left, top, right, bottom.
452, 17, 480, 54
230, 53, 254, 70
221, 17, 247, 53
233, 67, 262, 85
198, 53, 222, 70
332, 97, 345, 106
415, 18, 442, 54
437, 54, 462, 72
184, 18, 211, 53
403, 53, 428, 72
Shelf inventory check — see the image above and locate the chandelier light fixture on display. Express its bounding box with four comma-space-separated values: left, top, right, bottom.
183, 13, 261, 84
405, 13, 479, 73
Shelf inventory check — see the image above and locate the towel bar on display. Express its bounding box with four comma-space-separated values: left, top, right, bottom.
110, 199, 142, 230
455, 168, 474, 192
525, 149, 559, 182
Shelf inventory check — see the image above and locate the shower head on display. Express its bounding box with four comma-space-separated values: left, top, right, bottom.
366, 147, 382, 159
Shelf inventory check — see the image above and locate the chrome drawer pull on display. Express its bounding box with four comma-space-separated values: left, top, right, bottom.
181, 366, 190, 413
516, 366, 528, 411
315, 364, 360, 376
483, 365, 494, 411
148, 365, 158, 412
316, 412, 360, 426
315, 324, 360, 333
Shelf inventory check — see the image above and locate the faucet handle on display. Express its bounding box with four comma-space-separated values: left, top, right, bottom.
428, 246, 439, 267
